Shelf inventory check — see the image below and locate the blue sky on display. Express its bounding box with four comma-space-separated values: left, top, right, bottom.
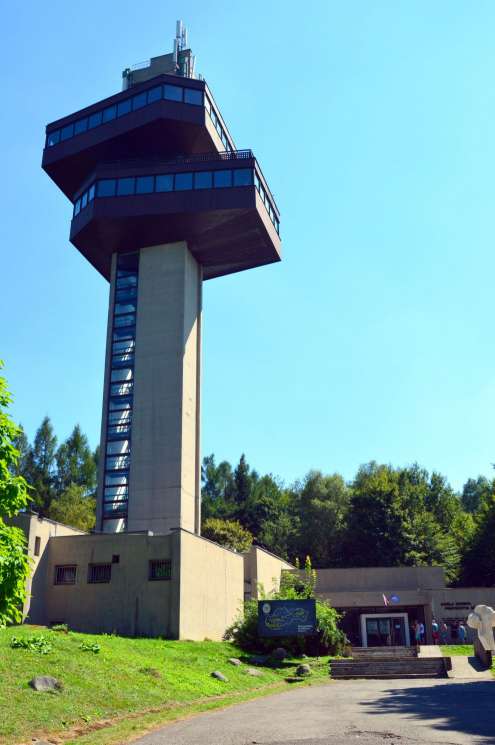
2, 1, 495, 491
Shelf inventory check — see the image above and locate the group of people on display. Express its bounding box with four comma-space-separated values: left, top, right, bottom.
411, 618, 467, 646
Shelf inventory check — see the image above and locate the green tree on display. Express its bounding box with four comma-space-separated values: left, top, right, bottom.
56, 424, 97, 495
28, 416, 57, 514
48, 484, 96, 532
289, 471, 350, 567
0, 363, 31, 626
202, 517, 253, 553
342, 462, 408, 566
461, 476, 492, 513
461, 490, 495, 586
201, 454, 235, 520
232, 454, 254, 518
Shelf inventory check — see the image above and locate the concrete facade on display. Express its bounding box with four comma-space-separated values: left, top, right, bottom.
126, 242, 202, 535
243, 546, 294, 600
19, 514, 249, 640
11, 513, 85, 621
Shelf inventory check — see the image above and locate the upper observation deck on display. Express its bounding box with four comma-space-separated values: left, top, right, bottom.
42, 74, 236, 200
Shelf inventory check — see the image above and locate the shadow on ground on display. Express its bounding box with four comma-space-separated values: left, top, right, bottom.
363, 680, 495, 743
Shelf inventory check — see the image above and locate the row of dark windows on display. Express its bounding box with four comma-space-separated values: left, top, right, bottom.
54, 559, 171, 585
73, 167, 280, 234
45, 82, 207, 148
102, 255, 139, 528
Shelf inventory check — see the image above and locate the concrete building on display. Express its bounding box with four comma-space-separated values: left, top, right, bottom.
14, 512, 291, 640
42, 24, 280, 536
313, 566, 495, 647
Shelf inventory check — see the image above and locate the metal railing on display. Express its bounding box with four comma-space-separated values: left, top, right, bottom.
100, 150, 254, 170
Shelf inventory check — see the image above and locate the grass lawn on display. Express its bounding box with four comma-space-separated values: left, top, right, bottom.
440, 645, 473, 656
0, 625, 331, 745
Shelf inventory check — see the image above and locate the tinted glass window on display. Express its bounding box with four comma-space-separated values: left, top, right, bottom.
88, 184, 96, 201
175, 173, 193, 191
156, 174, 174, 192
81, 192, 88, 209
136, 176, 154, 194
133, 92, 147, 110
88, 111, 103, 129
106, 439, 130, 454
114, 314, 135, 328
108, 395, 132, 410
74, 199, 81, 216
147, 86, 162, 104
102, 105, 117, 123
117, 99, 132, 117
115, 301, 137, 315
74, 118, 88, 135
98, 179, 116, 197
105, 473, 129, 486
117, 177, 135, 196
116, 275, 138, 289
184, 88, 203, 106
233, 169, 253, 187
194, 171, 212, 189
47, 130, 60, 147
164, 84, 183, 102
60, 124, 74, 141
214, 170, 232, 188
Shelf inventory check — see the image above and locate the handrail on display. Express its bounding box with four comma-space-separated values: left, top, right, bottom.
100, 150, 254, 169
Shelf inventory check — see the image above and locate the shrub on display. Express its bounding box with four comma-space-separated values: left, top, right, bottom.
10, 635, 52, 654
202, 518, 253, 553
225, 557, 346, 656
51, 623, 69, 633
79, 641, 100, 653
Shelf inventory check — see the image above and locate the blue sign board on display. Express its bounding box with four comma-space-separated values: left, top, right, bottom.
258, 599, 317, 637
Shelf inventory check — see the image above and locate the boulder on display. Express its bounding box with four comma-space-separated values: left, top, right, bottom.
211, 671, 228, 682
296, 663, 311, 676
246, 667, 262, 676
272, 647, 288, 660
29, 676, 62, 692
228, 657, 242, 666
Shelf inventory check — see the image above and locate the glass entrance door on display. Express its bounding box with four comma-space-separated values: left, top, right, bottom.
365, 616, 406, 646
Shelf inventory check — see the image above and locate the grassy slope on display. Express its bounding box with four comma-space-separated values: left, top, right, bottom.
440, 645, 474, 656
0, 626, 331, 745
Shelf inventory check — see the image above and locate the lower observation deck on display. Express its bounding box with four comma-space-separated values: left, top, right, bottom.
69, 150, 281, 281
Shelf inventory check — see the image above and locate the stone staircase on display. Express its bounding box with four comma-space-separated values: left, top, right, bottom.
330, 646, 451, 680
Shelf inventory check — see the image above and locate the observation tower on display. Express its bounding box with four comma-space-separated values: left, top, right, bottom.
42, 23, 281, 535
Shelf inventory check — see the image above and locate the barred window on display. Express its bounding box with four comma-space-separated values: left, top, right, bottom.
149, 559, 172, 581
88, 563, 112, 584
54, 565, 77, 585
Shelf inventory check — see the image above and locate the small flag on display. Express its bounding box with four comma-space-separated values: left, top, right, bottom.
382, 594, 389, 606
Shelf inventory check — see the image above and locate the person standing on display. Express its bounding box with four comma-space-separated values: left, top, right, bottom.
419, 621, 425, 644
414, 620, 422, 647
432, 619, 439, 644
440, 621, 448, 645
458, 623, 467, 644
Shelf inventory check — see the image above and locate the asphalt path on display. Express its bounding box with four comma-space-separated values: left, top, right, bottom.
135, 678, 495, 745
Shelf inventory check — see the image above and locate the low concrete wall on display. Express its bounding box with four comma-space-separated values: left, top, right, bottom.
314, 566, 445, 594
244, 546, 294, 599
40, 532, 180, 637
178, 531, 244, 640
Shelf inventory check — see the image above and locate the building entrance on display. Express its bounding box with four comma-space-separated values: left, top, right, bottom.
360, 613, 410, 647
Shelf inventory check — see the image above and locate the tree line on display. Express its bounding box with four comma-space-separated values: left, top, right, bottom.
13, 418, 495, 587
11, 417, 98, 532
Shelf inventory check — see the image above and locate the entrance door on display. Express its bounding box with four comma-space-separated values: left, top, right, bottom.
363, 615, 408, 646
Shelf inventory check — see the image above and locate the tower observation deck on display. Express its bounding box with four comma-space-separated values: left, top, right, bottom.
42, 24, 281, 535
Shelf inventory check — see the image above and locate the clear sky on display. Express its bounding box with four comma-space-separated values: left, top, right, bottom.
2, 1, 495, 491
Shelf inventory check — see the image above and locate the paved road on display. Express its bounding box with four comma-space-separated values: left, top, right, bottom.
135, 678, 495, 745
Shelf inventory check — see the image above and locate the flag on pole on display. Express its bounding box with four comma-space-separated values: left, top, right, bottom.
382, 594, 389, 606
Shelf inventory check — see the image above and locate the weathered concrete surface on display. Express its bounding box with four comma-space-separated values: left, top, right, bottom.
135, 678, 495, 745
448, 656, 494, 680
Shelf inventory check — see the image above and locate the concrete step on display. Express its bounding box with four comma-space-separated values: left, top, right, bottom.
351, 646, 417, 659
330, 657, 450, 680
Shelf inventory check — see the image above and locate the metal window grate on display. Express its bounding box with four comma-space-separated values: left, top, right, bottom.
149, 559, 172, 581
88, 563, 112, 584
54, 565, 77, 585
